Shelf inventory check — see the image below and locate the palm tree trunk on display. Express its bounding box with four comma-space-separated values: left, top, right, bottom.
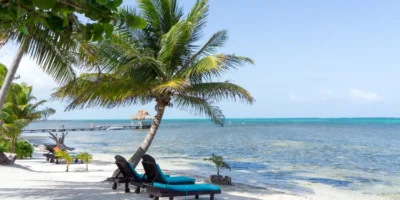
66, 163, 69, 172
86, 163, 88, 171
0, 43, 25, 111
10, 138, 15, 153
128, 104, 166, 167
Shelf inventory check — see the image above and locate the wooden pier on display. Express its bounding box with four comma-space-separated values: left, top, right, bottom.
21, 125, 151, 133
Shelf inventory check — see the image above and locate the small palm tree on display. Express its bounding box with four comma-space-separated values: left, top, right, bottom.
204, 154, 231, 177
0, 65, 50, 153
76, 152, 93, 171
55, 151, 73, 172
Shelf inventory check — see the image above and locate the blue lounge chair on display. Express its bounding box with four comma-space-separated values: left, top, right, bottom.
107, 155, 146, 193
107, 155, 176, 193
141, 155, 221, 200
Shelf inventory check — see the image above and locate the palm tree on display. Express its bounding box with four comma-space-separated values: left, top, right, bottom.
0, 64, 49, 152
53, 0, 255, 168
76, 152, 93, 171
0, 23, 78, 112
204, 154, 231, 177
0, 0, 148, 112
55, 151, 73, 172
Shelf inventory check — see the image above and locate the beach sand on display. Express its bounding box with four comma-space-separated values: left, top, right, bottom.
0, 150, 393, 200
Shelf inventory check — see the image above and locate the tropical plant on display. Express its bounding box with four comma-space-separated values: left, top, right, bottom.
0, 0, 146, 111
0, 139, 10, 152
14, 140, 34, 159
0, 64, 51, 153
53, 0, 255, 168
55, 150, 73, 172
204, 154, 231, 177
76, 152, 93, 171
0, 140, 33, 158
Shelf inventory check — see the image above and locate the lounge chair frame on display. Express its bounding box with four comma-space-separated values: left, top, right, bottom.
107, 155, 146, 193
145, 184, 220, 200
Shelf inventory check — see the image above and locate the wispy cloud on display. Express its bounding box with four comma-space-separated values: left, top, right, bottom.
350, 89, 384, 102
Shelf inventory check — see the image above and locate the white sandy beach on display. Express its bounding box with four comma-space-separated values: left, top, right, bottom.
0, 150, 395, 200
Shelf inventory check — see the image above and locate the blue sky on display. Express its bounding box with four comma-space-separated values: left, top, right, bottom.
1, 0, 400, 119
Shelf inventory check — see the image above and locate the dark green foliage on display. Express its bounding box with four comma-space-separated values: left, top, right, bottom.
14, 140, 34, 159
0, 0, 146, 42
0, 140, 33, 158
0, 139, 10, 152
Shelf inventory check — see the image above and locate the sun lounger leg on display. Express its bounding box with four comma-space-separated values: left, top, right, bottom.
210, 194, 214, 200
195, 194, 199, 199
135, 186, 140, 194
124, 182, 130, 193
169, 197, 173, 200
112, 183, 117, 190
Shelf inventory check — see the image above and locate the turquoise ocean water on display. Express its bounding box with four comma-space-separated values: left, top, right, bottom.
22, 118, 400, 197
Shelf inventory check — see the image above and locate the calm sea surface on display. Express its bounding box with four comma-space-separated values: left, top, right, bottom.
21, 118, 400, 197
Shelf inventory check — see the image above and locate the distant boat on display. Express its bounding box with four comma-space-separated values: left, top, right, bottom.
107, 125, 124, 130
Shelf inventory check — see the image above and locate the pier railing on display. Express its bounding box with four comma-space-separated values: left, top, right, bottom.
21, 124, 151, 133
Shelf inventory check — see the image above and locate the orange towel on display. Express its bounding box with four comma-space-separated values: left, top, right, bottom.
53, 146, 60, 152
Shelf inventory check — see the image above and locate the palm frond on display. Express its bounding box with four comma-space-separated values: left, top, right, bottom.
181, 30, 228, 71
186, 0, 209, 44
154, 78, 191, 95
185, 81, 254, 104
52, 74, 154, 110
180, 54, 254, 82
4, 24, 78, 84
173, 94, 224, 126
158, 21, 191, 75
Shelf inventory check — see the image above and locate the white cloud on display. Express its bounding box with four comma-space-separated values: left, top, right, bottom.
350, 89, 384, 102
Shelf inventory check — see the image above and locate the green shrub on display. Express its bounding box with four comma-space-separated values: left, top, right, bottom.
14, 140, 34, 159
0, 140, 10, 152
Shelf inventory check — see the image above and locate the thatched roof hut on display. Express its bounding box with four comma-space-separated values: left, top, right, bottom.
131, 110, 153, 121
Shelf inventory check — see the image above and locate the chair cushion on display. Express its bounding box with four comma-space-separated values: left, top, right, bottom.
164, 176, 196, 184
156, 164, 194, 184
128, 163, 142, 178
128, 163, 169, 180
153, 183, 221, 192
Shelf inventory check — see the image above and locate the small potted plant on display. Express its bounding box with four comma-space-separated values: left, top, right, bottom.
76, 152, 93, 171
204, 154, 232, 185
55, 151, 73, 172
